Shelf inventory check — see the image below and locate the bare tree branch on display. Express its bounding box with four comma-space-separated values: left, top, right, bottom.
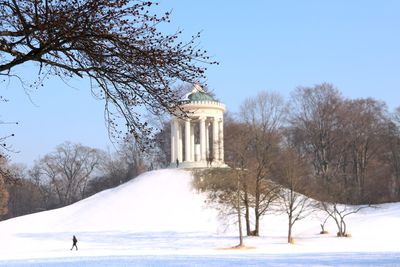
0, 0, 217, 147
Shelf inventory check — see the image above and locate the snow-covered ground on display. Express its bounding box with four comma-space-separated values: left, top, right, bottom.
1, 169, 399, 266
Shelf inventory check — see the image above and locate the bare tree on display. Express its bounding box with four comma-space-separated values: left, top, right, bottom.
288, 84, 396, 204
387, 107, 400, 198
238, 91, 286, 236
193, 168, 246, 247
85, 150, 128, 195
288, 83, 345, 184
86, 137, 147, 196
341, 98, 388, 202
272, 148, 315, 244
117, 136, 147, 179
0, 0, 216, 146
151, 121, 171, 168
33, 142, 102, 206
28, 164, 59, 209
143, 112, 171, 169
224, 116, 254, 235
5, 164, 50, 218
319, 201, 369, 237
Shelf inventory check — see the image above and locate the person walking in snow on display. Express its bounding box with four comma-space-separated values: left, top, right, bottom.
71, 235, 78, 251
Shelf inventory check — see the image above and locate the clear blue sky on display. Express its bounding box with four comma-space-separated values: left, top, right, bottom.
1, 0, 399, 166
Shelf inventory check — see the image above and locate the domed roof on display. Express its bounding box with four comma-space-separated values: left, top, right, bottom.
185, 84, 215, 102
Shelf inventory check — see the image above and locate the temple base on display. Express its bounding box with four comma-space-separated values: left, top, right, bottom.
169, 161, 229, 169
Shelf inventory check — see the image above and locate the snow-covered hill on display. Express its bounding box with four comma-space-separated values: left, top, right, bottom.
0, 169, 218, 233
0, 169, 399, 266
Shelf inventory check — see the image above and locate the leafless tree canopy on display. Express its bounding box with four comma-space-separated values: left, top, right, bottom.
287, 84, 393, 203
0, 0, 216, 146
87, 135, 147, 195
33, 142, 102, 206
288, 83, 345, 182
3, 139, 150, 218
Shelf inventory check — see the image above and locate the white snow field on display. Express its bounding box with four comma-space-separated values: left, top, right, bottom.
0, 169, 399, 266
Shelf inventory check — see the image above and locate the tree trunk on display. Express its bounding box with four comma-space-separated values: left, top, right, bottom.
243, 189, 251, 236
342, 219, 346, 236
254, 177, 261, 236
237, 199, 244, 247
237, 174, 244, 247
288, 214, 293, 243
254, 210, 260, 236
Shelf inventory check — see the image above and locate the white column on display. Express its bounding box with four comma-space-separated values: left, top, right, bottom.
190, 124, 195, 162
205, 121, 209, 160
218, 119, 224, 162
212, 118, 218, 162
200, 117, 206, 161
177, 121, 183, 163
171, 119, 176, 163
184, 119, 191, 162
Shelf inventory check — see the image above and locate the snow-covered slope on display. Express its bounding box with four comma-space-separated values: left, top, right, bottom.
0, 169, 399, 263
0, 169, 218, 232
